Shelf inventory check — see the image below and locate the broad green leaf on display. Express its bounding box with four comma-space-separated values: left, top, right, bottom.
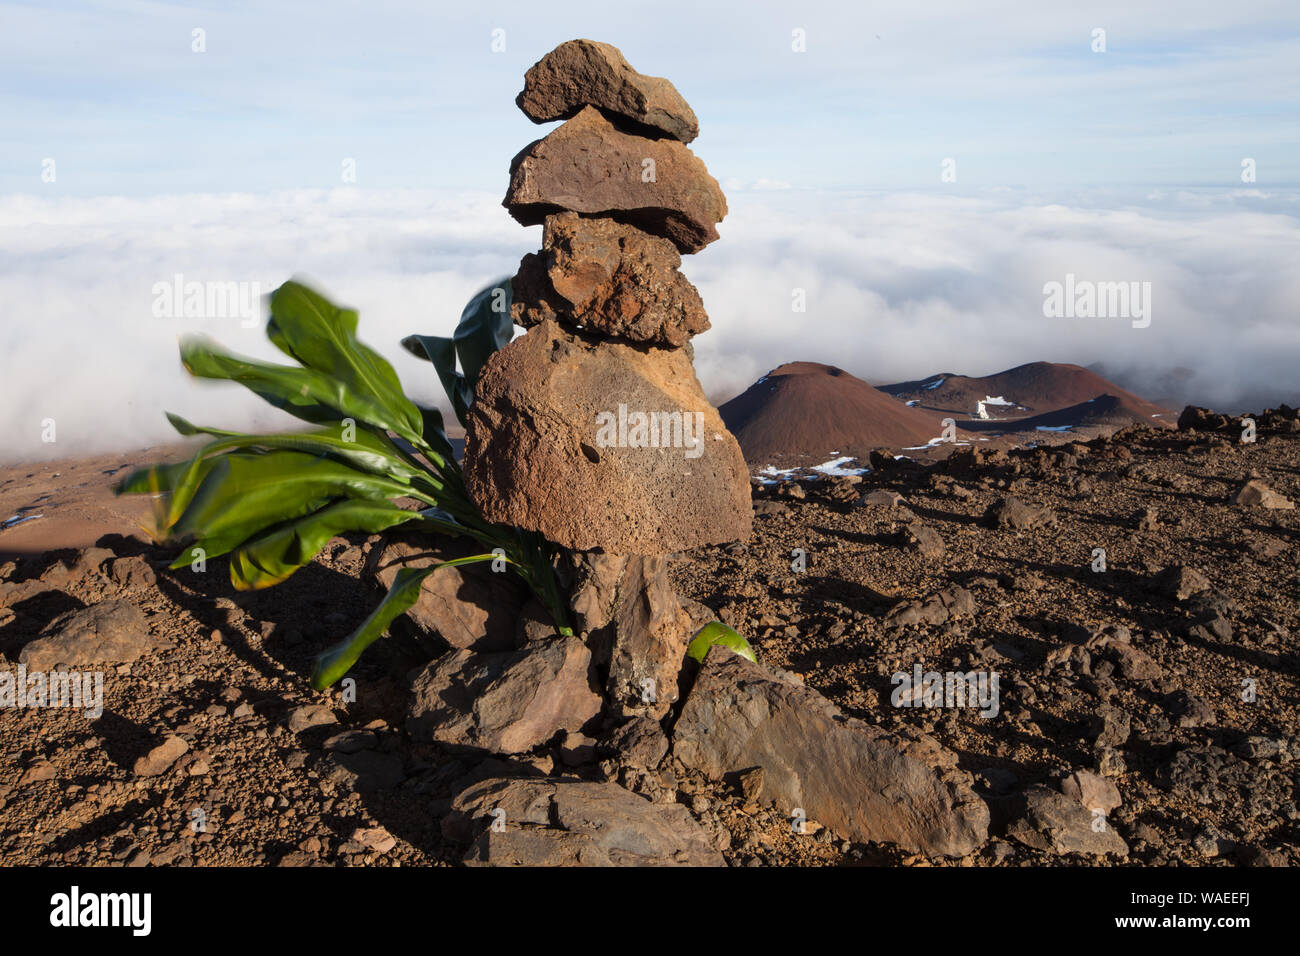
166, 450, 418, 565
310, 554, 506, 690
230, 499, 419, 590
686, 621, 757, 664
265, 281, 424, 444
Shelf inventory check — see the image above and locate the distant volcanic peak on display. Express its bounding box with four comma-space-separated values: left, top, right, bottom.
881, 360, 1171, 422
721, 361, 956, 465
766, 361, 849, 379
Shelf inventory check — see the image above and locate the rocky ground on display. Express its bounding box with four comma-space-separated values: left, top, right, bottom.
0, 409, 1296, 867
674, 410, 1300, 866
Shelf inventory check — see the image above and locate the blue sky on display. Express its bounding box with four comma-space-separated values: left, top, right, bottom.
3, 0, 1298, 195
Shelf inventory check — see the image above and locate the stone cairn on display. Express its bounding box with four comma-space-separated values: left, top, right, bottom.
385, 41, 990, 864
463, 39, 751, 721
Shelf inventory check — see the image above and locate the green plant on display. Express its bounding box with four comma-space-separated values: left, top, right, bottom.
116, 278, 571, 690
686, 621, 756, 664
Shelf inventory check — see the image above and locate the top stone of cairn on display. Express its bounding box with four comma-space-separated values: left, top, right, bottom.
516, 39, 700, 144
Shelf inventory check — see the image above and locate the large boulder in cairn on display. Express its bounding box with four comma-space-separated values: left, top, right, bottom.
463, 318, 752, 554
567, 552, 697, 720
504, 106, 726, 253
516, 39, 700, 144
442, 776, 723, 866
674, 648, 989, 858
407, 635, 601, 754
512, 212, 709, 347
364, 533, 525, 652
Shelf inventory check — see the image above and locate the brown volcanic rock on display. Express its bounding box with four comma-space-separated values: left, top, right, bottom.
566, 552, 697, 720
504, 106, 726, 254
19, 599, 160, 670
719, 362, 953, 466
516, 39, 700, 144
513, 212, 709, 347
463, 319, 751, 554
406, 635, 601, 754
673, 648, 989, 858
364, 533, 526, 652
1007, 785, 1128, 858
443, 776, 723, 866
1232, 478, 1295, 510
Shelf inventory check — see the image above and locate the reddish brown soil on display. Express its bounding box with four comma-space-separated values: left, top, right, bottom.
0, 419, 1296, 868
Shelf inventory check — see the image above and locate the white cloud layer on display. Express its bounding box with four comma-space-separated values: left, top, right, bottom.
1, 186, 1297, 464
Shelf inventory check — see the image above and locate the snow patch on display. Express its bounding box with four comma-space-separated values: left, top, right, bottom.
1, 513, 43, 531
903, 437, 971, 450
810, 456, 869, 477
753, 455, 870, 483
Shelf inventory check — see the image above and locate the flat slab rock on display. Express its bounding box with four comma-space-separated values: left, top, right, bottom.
1007, 785, 1129, 858
406, 635, 601, 755
505, 105, 726, 254
673, 648, 989, 858
512, 212, 709, 347
516, 39, 700, 144
463, 318, 752, 554
442, 776, 723, 866
1233, 478, 1294, 510
19, 599, 163, 671
132, 735, 189, 777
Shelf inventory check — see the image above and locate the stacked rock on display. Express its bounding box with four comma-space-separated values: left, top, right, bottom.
463, 39, 752, 719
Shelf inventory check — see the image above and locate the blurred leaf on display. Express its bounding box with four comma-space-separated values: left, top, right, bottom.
401, 334, 472, 426
179, 338, 420, 444
452, 276, 514, 386
165, 450, 416, 565
117, 454, 228, 531
115, 459, 201, 497
164, 413, 429, 486
686, 621, 757, 664
415, 405, 456, 466
402, 276, 513, 427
